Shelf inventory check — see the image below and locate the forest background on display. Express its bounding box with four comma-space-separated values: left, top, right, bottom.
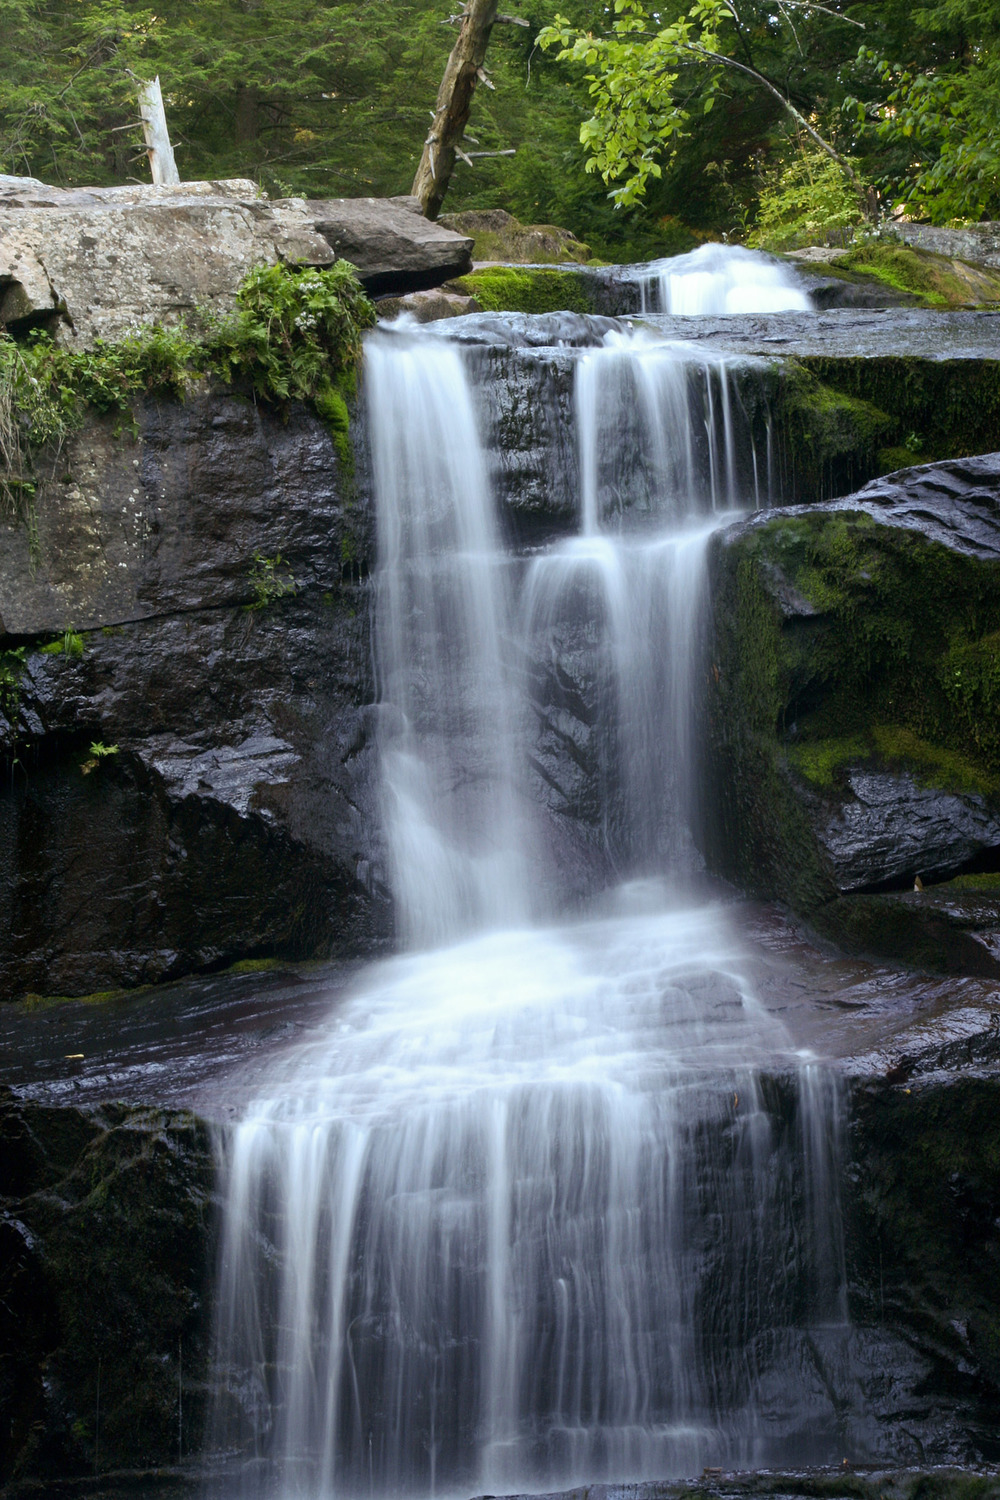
0, 0, 997, 261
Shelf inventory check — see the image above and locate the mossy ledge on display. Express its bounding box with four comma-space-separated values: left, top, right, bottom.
798, 354, 1000, 470
448, 266, 598, 315
828, 243, 1000, 308
0, 260, 375, 535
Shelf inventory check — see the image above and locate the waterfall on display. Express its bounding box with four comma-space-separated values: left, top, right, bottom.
366, 333, 535, 947
640, 243, 813, 316
208, 305, 855, 1499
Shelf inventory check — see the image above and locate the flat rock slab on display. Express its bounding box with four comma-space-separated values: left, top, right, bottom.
306, 194, 472, 294
0, 180, 474, 343
446, 306, 1000, 362
2, 900, 998, 1114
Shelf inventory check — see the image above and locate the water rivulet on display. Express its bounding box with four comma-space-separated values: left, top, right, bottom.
209, 307, 860, 1498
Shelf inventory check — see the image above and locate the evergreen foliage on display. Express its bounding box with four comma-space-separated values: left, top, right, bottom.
1, 0, 1000, 253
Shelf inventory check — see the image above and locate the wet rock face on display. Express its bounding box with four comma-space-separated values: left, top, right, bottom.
821, 771, 1000, 893
0, 1089, 215, 1482
702, 454, 1000, 971
846, 1071, 1000, 1462
0, 394, 388, 1001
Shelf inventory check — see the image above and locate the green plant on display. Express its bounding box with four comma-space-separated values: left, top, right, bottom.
247, 552, 296, 610
80, 741, 120, 775
748, 143, 864, 251
40, 629, 85, 657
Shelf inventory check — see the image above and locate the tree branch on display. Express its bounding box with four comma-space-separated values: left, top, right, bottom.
688, 44, 861, 186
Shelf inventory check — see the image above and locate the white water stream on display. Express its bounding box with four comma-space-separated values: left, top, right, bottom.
640, 243, 812, 316
210, 252, 853, 1499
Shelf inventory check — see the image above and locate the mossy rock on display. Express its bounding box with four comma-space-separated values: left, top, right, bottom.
702, 474, 1000, 966
769, 360, 894, 499
829, 243, 1000, 308
439, 208, 591, 265
448, 266, 596, 315
798, 354, 1000, 466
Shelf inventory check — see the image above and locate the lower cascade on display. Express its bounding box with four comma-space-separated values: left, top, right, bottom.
209, 316, 858, 1497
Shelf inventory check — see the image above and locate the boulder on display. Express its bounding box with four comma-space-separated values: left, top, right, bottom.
702, 454, 1000, 971
0, 180, 335, 345
374, 286, 481, 322
305, 195, 473, 294
438, 207, 591, 265
898, 219, 1000, 269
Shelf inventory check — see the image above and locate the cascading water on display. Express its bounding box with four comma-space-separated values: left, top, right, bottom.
209, 291, 856, 1500
640, 242, 813, 316
365, 335, 535, 946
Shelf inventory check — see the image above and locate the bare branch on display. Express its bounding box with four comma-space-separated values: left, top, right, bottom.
688, 43, 862, 186
781, 1, 864, 25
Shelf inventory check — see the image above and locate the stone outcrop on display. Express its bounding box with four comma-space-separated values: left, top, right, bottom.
0, 180, 335, 345
898, 219, 1000, 268
0, 179, 475, 345
306, 195, 473, 294
0, 393, 388, 1001
702, 453, 1000, 972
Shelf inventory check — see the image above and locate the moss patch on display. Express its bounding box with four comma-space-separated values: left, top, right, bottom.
770, 360, 893, 500
831, 243, 1000, 308
227, 956, 285, 974
788, 725, 997, 797
439, 208, 592, 265
449, 266, 595, 315
798, 354, 1000, 464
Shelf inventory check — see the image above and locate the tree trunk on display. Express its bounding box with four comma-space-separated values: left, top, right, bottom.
411, 0, 499, 220
138, 76, 180, 185
234, 84, 260, 145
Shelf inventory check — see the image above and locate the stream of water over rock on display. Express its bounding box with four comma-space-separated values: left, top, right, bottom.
209, 251, 858, 1499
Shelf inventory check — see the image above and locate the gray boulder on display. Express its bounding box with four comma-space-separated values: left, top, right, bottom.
0, 180, 335, 345
898, 220, 1000, 268
306, 195, 473, 293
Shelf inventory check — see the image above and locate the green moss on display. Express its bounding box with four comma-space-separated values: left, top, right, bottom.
787, 735, 867, 786
873, 723, 998, 795
450, 266, 595, 315
227, 956, 284, 974
800, 354, 1000, 464
770, 361, 893, 500
832, 243, 1000, 307
17, 986, 140, 1010
39, 629, 85, 657
787, 725, 996, 795
933, 870, 1000, 892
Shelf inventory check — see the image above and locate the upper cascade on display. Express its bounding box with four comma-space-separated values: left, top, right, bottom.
641, 243, 813, 316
